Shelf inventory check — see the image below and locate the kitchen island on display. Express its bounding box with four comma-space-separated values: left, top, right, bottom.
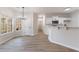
48, 26, 79, 51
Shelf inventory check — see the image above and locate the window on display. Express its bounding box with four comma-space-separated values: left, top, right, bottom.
16, 19, 22, 31
0, 16, 22, 34
7, 19, 12, 32
0, 17, 12, 34
0, 17, 7, 33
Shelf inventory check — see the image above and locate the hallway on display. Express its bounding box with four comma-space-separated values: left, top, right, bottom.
0, 31, 77, 52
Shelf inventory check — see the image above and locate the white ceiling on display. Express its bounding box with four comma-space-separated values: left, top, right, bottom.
0, 7, 79, 17
10, 7, 79, 13
11, 7, 69, 14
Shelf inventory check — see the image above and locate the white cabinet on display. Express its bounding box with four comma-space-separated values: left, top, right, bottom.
52, 16, 71, 26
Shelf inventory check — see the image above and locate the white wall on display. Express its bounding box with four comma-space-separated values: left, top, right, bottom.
32, 13, 38, 35
69, 11, 79, 27
21, 13, 39, 36
21, 13, 34, 36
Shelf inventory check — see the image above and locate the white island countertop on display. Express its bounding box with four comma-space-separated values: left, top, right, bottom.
48, 25, 79, 51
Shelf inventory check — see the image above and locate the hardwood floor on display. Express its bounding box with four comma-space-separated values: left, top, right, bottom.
0, 31, 77, 52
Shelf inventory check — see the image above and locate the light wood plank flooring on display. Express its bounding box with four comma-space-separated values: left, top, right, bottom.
0, 31, 77, 52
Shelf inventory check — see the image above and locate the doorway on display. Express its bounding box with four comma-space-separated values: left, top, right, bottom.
37, 15, 45, 33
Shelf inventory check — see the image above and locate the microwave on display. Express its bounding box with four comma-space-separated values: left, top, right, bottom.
52, 20, 59, 24
52, 20, 59, 26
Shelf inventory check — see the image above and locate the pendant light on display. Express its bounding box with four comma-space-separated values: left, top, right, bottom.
20, 7, 26, 20
22, 7, 24, 17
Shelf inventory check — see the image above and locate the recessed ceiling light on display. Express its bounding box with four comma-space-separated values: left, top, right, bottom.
64, 7, 71, 11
